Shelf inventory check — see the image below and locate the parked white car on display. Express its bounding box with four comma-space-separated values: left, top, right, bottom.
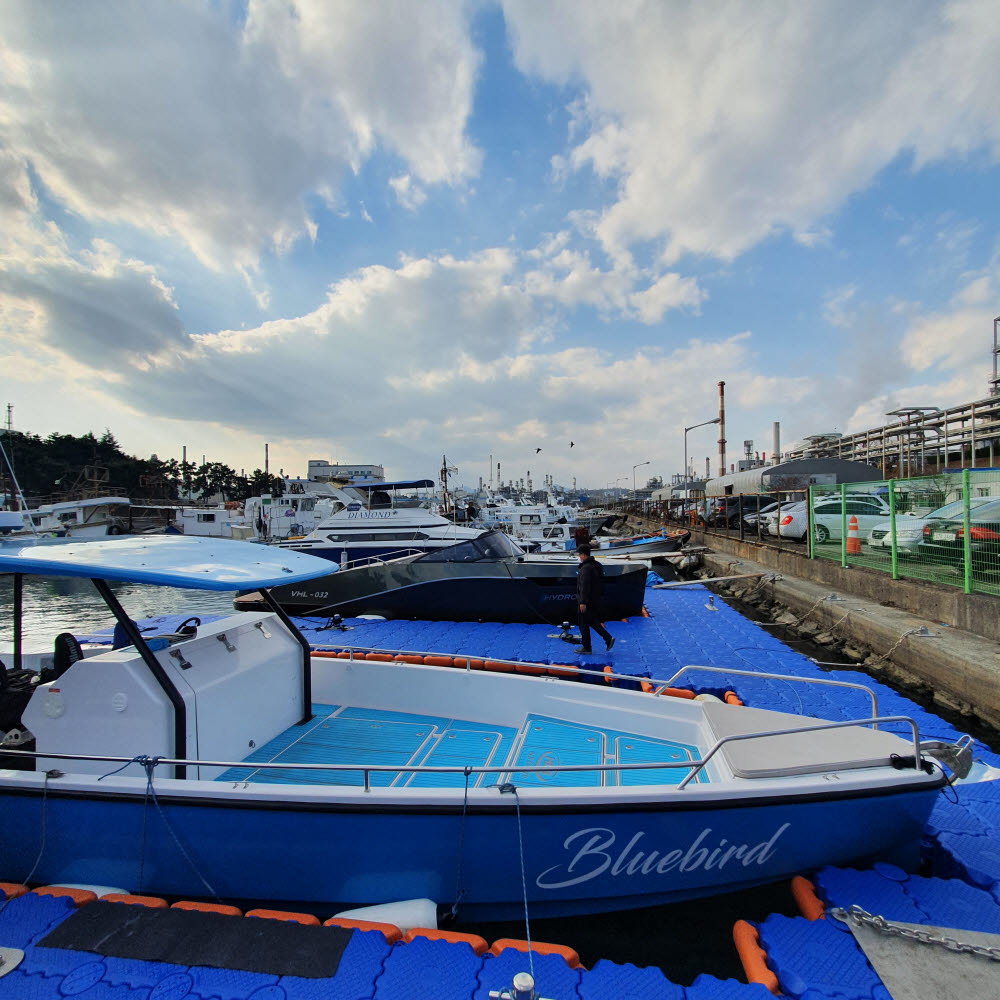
774, 494, 891, 542
867, 497, 997, 555
745, 500, 782, 529
764, 500, 807, 537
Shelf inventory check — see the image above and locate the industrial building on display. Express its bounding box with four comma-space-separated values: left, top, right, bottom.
702, 458, 882, 497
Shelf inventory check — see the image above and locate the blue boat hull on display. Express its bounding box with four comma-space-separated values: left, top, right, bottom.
0, 779, 942, 918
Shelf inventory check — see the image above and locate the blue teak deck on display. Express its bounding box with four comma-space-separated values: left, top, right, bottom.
217, 705, 700, 788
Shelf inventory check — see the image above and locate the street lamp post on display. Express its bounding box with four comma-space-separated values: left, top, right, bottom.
683, 418, 721, 501
632, 460, 650, 496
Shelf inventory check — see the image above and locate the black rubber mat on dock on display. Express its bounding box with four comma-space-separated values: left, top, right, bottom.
40, 901, 350, 978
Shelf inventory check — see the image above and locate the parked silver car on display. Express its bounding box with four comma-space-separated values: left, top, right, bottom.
867, 497, 997, 555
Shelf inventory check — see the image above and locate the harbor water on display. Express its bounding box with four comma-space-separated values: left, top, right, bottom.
0, 574, 237, 649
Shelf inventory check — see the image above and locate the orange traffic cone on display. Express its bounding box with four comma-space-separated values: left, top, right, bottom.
846, 514, 861, 555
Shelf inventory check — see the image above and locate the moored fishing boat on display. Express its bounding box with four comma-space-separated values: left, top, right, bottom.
0, 536, 968, 919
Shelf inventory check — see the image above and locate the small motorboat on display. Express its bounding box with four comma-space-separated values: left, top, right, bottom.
0, 535, 968, 918
234, 529, 648, 621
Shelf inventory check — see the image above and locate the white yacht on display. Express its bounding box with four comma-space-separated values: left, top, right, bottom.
275, 478, 481, 563
243, 489, 338, 541
24, 496, 131, 538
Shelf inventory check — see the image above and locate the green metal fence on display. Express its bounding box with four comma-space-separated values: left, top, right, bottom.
808, 470, 1000, 596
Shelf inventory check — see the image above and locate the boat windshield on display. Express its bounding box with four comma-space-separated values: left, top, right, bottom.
418, 530, 524, 562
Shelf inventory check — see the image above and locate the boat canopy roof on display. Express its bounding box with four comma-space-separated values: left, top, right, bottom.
349, 479, 434, 491
0, 535, 336, 590
36, 496, 131, 511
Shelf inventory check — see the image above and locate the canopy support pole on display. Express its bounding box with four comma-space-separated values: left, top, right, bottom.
91, 579, 187, 779
259, 588, 313, 725
12, 573, 22, 673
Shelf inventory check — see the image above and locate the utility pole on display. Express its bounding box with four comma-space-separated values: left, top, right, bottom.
717, 381, 727, 478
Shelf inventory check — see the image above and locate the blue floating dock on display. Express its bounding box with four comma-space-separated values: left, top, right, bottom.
51, 576, 1000, 996
0, 890, 785, 999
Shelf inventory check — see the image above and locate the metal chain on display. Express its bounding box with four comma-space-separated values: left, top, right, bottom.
832, 906, 1000, 962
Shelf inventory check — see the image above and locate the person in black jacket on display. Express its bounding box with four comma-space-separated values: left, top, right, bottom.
575, 544, 615, 654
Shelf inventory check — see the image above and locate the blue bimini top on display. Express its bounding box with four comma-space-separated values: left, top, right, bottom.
0, 535, 336, 590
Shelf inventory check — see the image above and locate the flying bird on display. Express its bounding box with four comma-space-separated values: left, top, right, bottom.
535, 447, 542, 453
569, 441, 574, 448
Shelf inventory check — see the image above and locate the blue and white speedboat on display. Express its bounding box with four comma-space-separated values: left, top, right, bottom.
0, 536, 959, 918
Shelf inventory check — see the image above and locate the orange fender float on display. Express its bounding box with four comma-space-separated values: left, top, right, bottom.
100, 893, 168, 909
423, 655, 454, 668
790, 875, 826, 920
490, 938, 582, 968
324, 916, 403, 943
732, 920, 780, 995
514, 661, 548, 676
172, 900, 243, 916
246, 908, 320, 925
403, 927, 489, 954
33, 886, 97, 907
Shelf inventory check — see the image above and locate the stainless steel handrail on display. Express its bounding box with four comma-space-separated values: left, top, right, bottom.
311, 646, 880, 723
0, 747, 704, 792
338, 548, 423, 571
0, 713, 926, 792
656, 664, 879, 726
677, 715, 924, 789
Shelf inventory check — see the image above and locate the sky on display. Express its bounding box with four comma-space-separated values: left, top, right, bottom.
2, 0, 999, 491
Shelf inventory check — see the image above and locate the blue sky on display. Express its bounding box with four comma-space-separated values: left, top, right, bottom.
2, 0, 999, 489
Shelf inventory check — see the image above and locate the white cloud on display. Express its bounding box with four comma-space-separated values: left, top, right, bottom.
629, 272, 705, 323
0, 1, 481, 270
0, 238, 187, 359
823, 284, 858, 328
502, 0, 1000, 262
521, 240, 704, 323
389, 175, 428, 212
900, 265, 1000, 388
1, 235, 817, 482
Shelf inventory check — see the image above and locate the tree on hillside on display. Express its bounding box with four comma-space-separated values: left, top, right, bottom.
190, 461, 241, 501
2, 424, 282, 506
242, 469, 285, 500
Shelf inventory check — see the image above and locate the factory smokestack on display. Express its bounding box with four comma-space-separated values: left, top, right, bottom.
772, 422, 781, 465
717, 381, 727, 478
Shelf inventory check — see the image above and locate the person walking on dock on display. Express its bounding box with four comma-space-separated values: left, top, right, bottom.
575, 544, 615, 655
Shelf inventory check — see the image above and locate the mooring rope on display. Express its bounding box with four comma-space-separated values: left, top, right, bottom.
505, 784, 535, 979
0, 769, 53, 919
450, 766, 472, 919
99, 755, 220, 902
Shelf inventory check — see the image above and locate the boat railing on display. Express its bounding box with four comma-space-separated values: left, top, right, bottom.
311, 646, 879, 723
0, 714, 924, 791
338, 549, 425, 571
656, 664, 879, 726
677, 716, 924, 789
